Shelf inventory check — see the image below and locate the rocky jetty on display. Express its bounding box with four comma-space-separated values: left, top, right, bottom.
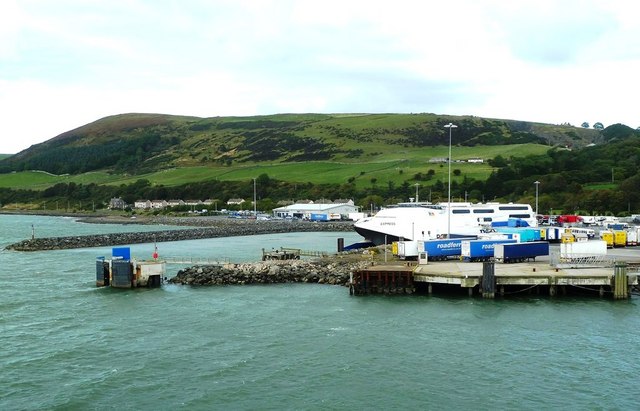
5, 220, 353, 251
168, 259, 370, 286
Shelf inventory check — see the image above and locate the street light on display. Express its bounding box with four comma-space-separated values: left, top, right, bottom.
444, 122, 457, 238
414, 183, 420, 203
253, 178, 257, 216
534, 180, 540, 217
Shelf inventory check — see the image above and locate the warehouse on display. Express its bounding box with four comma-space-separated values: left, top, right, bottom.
272, 200, 359, 221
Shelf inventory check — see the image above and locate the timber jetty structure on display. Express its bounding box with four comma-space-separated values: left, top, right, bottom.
350, 258, 640, 299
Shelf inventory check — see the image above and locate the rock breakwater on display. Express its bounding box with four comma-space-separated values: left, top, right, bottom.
169, 259, 370, 286
5, 220, 353, 251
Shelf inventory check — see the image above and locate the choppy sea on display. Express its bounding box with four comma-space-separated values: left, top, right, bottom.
2, 214, 640, 410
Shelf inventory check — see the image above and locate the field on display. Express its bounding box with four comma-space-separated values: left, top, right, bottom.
0, 143, 550, 190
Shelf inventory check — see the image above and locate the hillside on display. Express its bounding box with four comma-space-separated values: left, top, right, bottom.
2, 113, 640, 216
0, 112, 600, 177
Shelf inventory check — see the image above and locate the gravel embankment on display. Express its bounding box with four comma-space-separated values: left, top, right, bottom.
5, 219, 354, 251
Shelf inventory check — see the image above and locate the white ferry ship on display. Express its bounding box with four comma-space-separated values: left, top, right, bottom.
354, 201, 537, 245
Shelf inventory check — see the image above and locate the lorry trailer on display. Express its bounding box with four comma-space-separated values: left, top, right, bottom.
461, 239, 515, 262
494, 241, 549, 263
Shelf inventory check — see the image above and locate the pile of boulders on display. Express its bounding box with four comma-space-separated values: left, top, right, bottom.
168, 259, 370, 286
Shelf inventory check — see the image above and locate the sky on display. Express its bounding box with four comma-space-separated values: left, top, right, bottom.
1, 0, 638, 154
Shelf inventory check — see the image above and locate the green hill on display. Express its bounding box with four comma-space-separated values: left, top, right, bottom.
0, 112, 598, 178
5, 112, 640, 216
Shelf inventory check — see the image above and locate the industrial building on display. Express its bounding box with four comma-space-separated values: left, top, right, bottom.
272, 200, 359, 221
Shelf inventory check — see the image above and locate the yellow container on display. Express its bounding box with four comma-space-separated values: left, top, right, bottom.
392, 241, 398, 256
561, 233, 575, 243
614, 230, 627, 247
600, 230, 614, 248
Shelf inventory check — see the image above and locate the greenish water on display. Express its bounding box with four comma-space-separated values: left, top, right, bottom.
1, 215, 640, 410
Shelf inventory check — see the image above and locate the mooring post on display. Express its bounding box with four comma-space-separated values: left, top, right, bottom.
548, 277, 557, 297
481, 261, 496, 299
613, 263, 629, 299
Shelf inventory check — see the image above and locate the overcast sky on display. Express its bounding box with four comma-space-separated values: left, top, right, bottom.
1, 0, 638, 154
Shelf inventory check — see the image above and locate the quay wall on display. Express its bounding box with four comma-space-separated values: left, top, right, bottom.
168, 259, 369, 286
5, 220, 353, 251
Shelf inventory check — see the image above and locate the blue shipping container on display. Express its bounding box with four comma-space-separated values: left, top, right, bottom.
461, 239, 515, 261
507, 218, 530, 227
310, 213, 328, 222
495, 227, 540, 242
494, 241, 549, 263
422, 238, 475, 260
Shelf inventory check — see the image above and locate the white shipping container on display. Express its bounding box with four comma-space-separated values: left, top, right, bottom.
560, 240, 607, 259
397, 240, 420, 259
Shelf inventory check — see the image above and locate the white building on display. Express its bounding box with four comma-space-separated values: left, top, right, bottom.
166, 199, 185, 207
134, 199, 151, 209
272, 199, 358, 220
150, 200, 168, 209
108, 197, 127, 210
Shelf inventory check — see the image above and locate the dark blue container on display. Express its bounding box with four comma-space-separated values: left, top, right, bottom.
462, 239, 515, 261
494, 241, 549, 263
111, 260, 133, 288
96, 260, 109, 287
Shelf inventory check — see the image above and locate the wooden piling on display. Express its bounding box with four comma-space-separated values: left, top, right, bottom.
350, 265, 414, 295
613, 263, 628, 299
481, 261, 495, 299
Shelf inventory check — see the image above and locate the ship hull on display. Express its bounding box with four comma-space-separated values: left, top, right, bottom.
354, 202, 536, 246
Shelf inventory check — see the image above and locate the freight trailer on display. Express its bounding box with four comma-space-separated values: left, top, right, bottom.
461, 239, 515, 262
494, 241, 549, 263
560, 240, 607, 261
544, 227, 565, 242
626, 227, 639, 246
494, 227, 542, 242
396, 240, 420, 259
613, 230, 627, 247
599, 230, 614, 248
418, 237, 476, 261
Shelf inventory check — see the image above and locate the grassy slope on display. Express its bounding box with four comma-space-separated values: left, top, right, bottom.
0, 144, 550, 190
0, 112, 594, 190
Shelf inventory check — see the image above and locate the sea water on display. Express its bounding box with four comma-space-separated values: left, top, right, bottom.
2, 214, 640, 410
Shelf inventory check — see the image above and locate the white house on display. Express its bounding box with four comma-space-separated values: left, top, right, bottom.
151, 200, 168, 209
166, 199, 185, 207
108, 197, 127, 210
134, 199, 151, 209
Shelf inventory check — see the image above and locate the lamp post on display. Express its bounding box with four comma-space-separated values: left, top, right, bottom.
253, 178, 257, 216
534, 180, 540, 217
444, 122, 457, 238
414, 183, 420, 203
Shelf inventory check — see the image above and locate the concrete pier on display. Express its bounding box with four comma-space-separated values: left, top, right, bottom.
351, 259, 639, 299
